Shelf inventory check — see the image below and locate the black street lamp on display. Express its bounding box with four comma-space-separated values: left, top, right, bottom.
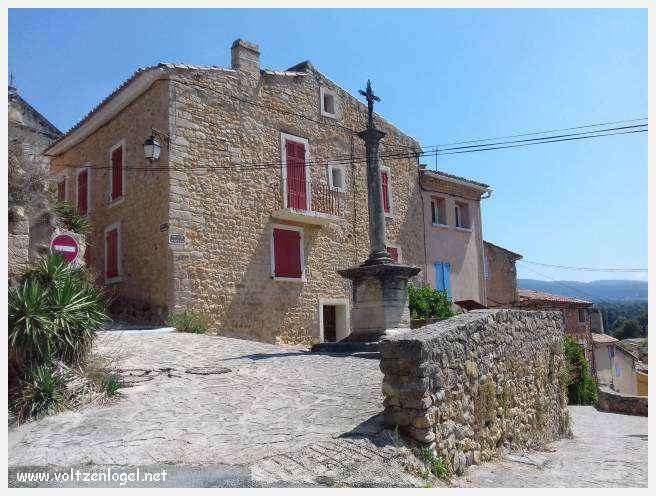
143, 134, 161, 162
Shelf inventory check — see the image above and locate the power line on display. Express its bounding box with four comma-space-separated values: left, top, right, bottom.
522, 260, 647, 273
517, 262, 602, 302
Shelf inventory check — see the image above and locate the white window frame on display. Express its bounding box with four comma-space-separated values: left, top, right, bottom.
270, 223, 306, 283
280, 133, 312, 211
386, 242, 402, 263
75, 164, 91, 217
320, 86, 339, 119
318, 298, 350, 343
380, 164, 394, 218
104, 221, 123, 284
108, 139, 126, 207
430, 194, 449, 227
454, 200, 471, 231
56, 171, 68, 202
327, 163, 346, 192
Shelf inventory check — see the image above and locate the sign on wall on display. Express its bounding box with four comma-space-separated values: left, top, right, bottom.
50, 232, 84, 264
169, 233, 186, 246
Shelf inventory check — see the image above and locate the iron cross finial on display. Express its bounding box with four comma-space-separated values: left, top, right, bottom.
359, 79, 381, 130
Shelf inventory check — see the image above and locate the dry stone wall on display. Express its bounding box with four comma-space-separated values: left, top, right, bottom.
379, 309, 572, 475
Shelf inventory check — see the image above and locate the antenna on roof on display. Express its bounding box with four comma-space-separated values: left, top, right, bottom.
9, 72, 17, 94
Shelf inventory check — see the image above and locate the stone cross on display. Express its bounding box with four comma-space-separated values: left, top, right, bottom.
357, 80, 390, 266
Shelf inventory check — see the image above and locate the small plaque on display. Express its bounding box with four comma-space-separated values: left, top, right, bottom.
169, 233, 186, 245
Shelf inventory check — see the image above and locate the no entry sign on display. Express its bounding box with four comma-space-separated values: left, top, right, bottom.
50, 233, 80, 263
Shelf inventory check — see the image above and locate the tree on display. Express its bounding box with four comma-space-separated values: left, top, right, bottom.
612, 318, 643, 340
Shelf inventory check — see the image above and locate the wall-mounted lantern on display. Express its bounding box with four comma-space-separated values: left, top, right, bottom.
143, 127, 169, 162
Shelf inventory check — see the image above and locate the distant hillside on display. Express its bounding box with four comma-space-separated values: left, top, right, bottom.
517, 279, 648, 302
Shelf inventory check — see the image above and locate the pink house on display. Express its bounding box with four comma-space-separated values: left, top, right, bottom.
418, 167, 491, 305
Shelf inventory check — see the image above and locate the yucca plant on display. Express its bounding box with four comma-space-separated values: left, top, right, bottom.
13, 364, 66, 422
52, 201, 92, 236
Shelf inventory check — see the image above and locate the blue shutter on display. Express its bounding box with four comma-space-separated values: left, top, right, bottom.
435, 262, 444, 291
444, 262, 452, 299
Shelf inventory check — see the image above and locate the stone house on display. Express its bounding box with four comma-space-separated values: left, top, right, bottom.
515, 289, 595, 362
9, 82, 63, 283
483, 241, 522, 307
591, 332, 642, 395
418, 168, 491, 306
46, 39, 427, 344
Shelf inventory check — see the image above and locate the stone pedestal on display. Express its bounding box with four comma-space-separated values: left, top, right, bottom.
340, 263, 420, 342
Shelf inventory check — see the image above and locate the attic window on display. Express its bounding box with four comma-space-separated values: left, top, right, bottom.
320, 87, 338, 118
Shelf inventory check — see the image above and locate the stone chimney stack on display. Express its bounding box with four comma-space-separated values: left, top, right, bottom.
231, 39, 260, 74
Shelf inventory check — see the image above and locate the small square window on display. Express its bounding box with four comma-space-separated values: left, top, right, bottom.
578, 308, 587, 323
328, 165, 345, 190
320, 87, 338, 118
455, 201, 470, 229
431, 197, 447, 226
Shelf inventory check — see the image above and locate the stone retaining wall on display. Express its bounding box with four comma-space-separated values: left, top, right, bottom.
379, 309, 572, 475
597, 386, 648, 417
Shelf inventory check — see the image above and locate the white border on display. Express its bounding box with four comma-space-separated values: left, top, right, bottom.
75, 164, 91, 217
109, 139, 126, 207
56, 171, 68, 202
104, 221, 123, 284
320, 86, 339, 119
318, 297, 350, 342
326, 162, 346, 192
430, 194, 449, 228
380, 164, 394, 218
280, 132, 311, 211
270, 223, 306, 282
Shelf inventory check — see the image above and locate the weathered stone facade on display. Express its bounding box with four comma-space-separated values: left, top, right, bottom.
47, 39, 425, 343
8, 85, 62, 283
596, 386, 648, 416
379, 309, 571, 475
483, 241, 522, 307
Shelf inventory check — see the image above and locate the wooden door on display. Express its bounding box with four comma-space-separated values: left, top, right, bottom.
323, 305, 337, 342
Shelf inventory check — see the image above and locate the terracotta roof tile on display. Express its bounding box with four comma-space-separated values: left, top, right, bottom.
591, 333, 618, 344
423, 169, 490, 189
517, 289, 592, 306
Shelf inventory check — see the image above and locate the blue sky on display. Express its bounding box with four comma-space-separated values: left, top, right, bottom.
9, 9, 648, 283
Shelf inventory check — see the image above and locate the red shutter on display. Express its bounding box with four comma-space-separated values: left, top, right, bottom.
381, 170, 390, 213
273, 228, 302, 278
77, 170, 88, 215
111, 147, 123, 200
285, 140, 307, 210
106, 229, 118, 278
57, 178, 66, 202
387, 246, 398, 263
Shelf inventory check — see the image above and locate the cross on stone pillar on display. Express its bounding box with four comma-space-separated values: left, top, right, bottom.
357, 80, 390, 266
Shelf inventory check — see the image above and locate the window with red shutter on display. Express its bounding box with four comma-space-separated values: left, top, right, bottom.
285, 140, 307, 210
77, 169, 88, 215
380, 169, 390, 213
106, 228, 119, 279
273, 227, 303, 279
111, 146, 123, 201
57, 177, 66, 202
386, 246, 399, 263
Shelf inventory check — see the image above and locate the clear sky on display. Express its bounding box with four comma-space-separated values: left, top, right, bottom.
8, 9, 648, 283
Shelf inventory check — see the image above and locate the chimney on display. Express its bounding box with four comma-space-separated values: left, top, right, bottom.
231, 39, 260, 73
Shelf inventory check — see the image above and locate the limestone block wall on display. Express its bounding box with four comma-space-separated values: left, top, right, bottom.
379, 309, 571, 475
597, 386, 647, 416
8, 205, 30, 285
166, 63, 425, 343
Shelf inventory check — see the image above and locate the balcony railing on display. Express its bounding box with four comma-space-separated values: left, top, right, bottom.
271, 179, 344, 226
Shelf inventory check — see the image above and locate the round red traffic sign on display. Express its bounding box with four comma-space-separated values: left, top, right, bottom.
50, 234, 79, 263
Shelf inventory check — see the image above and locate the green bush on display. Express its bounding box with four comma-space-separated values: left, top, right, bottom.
563, 336, 597, 405
167, 310, 207, 334
415, 446, 448, 478
53, 201, 92, 237
8, 254, 109, 374
101, 375, 121, 396
408, 283, 455, 321
12, 364, 66, 422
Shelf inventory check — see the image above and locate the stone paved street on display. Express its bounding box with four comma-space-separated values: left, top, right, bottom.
453, 406, 648, 487
9, 332, 384, 468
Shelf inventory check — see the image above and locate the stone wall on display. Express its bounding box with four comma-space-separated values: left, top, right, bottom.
483, 242, 520, 308
166, 55, 425, 343
8, 205, 30, 285
597, 386, 647, 416
50, 80, 172, 323
379, 309, 571, 475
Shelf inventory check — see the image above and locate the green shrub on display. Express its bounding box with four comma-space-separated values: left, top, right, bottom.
53, 201, 92, 237
563, 336, 597, 405
12, 364, 66, 422
101, 375, 121, 396
167, 310, 207, 334
408, 283, 455, 321
8, 254, 109, 374
415, 446, 448, 478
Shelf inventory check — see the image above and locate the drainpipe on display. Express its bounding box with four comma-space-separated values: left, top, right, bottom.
418, 164, 429, 284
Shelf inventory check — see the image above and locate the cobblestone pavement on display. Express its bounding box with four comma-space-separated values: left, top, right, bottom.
453, 406, 648, 487
9, 332, 385, 469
